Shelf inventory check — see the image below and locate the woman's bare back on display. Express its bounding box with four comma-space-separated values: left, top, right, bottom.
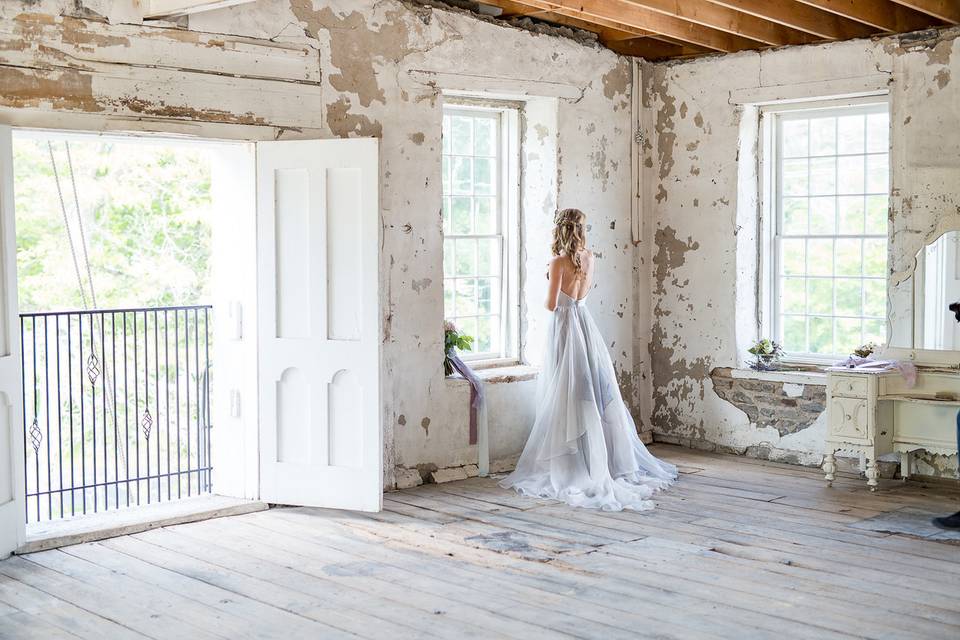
556, 249, 594, 301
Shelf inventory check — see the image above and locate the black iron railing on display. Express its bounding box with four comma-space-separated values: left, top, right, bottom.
20, 305, 212, 524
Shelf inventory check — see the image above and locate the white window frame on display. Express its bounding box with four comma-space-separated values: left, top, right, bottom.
759, 96, 890, 365
441, 101, 521, 364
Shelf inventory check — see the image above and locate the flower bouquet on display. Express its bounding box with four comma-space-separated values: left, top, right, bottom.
444, 321, 474, 376
747, 338, 784, 371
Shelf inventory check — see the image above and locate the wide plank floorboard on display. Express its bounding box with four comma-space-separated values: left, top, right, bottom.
1, 444, 958, 639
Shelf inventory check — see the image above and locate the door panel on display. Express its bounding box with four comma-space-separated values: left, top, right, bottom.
0, 126, 26, 556
257, 138, 381, 512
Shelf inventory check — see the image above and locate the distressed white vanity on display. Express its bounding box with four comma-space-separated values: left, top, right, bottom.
824, 364, 960, 489
823, 229, 960, 488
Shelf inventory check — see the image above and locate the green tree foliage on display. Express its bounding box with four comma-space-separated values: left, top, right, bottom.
13, 135, 212, 312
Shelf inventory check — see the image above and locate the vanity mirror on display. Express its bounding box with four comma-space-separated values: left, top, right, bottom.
889, 229, 960, 351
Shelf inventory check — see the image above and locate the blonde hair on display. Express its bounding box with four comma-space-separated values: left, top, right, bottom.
552, 208, 587, 273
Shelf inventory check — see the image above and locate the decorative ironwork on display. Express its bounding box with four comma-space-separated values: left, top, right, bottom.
20, 305, 213, 524
141, 408, 153, 440
86, 353, 100, 384
28, 417, 41, 453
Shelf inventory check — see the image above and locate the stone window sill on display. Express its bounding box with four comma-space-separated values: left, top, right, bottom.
446, 364, 539, 386
728, 367, 827, 386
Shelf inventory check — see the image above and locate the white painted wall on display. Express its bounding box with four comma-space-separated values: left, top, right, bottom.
0, 0, 637, 487
641, 28, 960, 477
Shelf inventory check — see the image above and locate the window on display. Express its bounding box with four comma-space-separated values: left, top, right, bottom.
766, 102, 889, 359
442, 104, 519, 362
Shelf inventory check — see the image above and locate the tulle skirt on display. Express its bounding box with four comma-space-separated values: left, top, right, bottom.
500, 293, 677, 511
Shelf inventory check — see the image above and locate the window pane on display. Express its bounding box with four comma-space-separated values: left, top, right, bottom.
782, 159, 808, 196
810, 157, 836, 196
835, 239, 861, 276
443, 281, 454, 316
451, 197, 472, 234
782, 120, 808, 157
477, 238, 500, 276
863, 318, 885, 344
835, 279, 862, 316
477, 277, 498, 314
807, 239, 834, 276
863, 239, 886, 276
866, 154, 888, 194
781, 239, 805, 275
782, 277, 805, 313
458, 316, 477, 352
455, 279, 476, 315
865, 195, 887, 234
810, 117, 836, 155
866, 112, 889, 153
835, 318, 862, 354
452, 157, 472, 195
838, 196, 864, 234
837, 156, 864, 195
442, 115, 451, 155
808, 279, 833, 314
782, 197, 808, 235
474, 118, 495, 156
863, 279, 885, 317
455, 238, 476, 276
451, 116, 473, 155
837, 114, 865, 155
475, 315, 492, 353
443, 238, 454, 276
782, 316, 806, 352
809, 197, 835, 235
474, 197, 495, 234
809, 316, 833, 354
473, 157, 494, 196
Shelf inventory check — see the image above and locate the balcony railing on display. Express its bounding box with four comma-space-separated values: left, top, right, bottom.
20, 305, 212, 524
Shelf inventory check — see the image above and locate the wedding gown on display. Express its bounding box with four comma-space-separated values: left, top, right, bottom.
500, 290, 677, 511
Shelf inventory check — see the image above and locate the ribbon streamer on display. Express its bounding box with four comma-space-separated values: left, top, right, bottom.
447, 353, 489, 476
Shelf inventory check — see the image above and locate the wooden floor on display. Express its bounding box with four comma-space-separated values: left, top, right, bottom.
1, 445, 959, 640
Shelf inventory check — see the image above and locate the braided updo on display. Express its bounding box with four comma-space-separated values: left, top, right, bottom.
551, 208, 587, 273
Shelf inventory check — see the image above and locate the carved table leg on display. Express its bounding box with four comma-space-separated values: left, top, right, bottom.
823, 451, 836, 487
865, 458, 879, 491
900, 451, 911, 482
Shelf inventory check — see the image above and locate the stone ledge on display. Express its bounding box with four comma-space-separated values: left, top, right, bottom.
446, 364, 539, 386
721, 366, 827, 386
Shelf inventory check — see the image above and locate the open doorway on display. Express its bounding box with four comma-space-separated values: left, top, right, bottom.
12, 130, 255, 532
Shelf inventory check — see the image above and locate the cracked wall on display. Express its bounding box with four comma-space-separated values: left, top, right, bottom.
642, 28, 960, 478
1, 0, 635, 487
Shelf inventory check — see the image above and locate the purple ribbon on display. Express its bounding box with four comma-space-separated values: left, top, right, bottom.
447, 352, 484, 445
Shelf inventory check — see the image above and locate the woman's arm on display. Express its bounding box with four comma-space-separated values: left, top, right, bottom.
544, 257, 563, 311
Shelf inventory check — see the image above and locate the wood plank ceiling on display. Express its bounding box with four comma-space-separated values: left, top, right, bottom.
476, 0, 960, 59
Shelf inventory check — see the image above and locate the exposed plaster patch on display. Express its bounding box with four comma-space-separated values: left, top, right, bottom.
534, 123, 549, 142
934, 68, 951, 89
600, 58, 630, 101
421, 416, 431, 435
409, 131, 426, 145
411, 277, 432, 293
326, 96, 383, 137
590, 136, 610, 191
398, 414, 407, 426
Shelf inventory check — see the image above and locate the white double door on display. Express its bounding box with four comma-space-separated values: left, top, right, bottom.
0, 132, 382, 557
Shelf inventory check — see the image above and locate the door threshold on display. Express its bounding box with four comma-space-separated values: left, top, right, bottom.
17, 495, 268, 554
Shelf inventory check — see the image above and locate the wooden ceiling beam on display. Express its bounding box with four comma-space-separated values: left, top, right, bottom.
604, 36, 703, 59
705, 0, 876, 40
794, 0, 941, 32
619, 0, 817, 46
485, 0, 766, 51
889, 0, 960, 23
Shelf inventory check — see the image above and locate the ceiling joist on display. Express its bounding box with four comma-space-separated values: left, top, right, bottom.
475, 0, 959, 59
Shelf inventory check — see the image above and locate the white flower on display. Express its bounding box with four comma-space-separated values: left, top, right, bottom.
444, 320, 458, 333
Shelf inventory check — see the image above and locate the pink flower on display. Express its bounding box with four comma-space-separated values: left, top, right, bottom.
444, 320, 458, 333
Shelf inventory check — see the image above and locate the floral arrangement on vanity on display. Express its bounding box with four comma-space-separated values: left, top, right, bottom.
747, 338, 784, 371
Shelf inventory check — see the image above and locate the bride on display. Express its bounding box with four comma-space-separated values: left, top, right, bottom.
500, 208, 677, 511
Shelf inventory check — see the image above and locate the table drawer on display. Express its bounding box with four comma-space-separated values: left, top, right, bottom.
829, 375, 869, 398
828, 396, 871, 441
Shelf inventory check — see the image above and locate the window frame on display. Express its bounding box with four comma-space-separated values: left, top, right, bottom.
759, 96, 890, 364
441, 101, 521, 364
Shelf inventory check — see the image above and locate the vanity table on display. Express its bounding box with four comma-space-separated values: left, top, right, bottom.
823, 366, 960, 489
823, 229, 960, 489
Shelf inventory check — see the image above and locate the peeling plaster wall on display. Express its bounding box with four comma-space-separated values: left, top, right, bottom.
643, 29, 960, 478
1, 0, 636, 487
